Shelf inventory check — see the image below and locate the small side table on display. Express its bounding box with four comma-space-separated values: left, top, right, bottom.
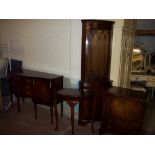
56, 88, 96, 134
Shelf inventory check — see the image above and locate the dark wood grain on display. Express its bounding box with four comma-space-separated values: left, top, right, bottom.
99, 86, 147, 134
56, 88, 96, 134
79, 20, 114, 125
9, 69, 63, 129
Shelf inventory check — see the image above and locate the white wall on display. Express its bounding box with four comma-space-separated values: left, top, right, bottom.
110, 19, 124, 86
0, 19, 123, 87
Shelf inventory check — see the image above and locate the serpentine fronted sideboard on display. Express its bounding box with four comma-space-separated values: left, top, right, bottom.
9, 69, 63, 129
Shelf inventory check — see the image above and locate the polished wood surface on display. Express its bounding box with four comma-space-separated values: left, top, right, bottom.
79, 79, 112, 125
99, 86, 147, 134
9, 69, 63, 130
81, 20, 114, 81
79, 20, 114, 125
56, 88, 96, 134
57, 88, 96, 100
17, 69, 62, 79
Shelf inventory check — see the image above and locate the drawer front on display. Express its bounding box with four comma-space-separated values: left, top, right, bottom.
33, 79, 51, 105
17, 77, 34, 98
146, 81, 155, 87
147, 76, 155, 82
130, 75, 146, 81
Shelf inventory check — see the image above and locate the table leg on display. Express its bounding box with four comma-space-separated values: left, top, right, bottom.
66, 100, 78, 135
54, 99, 58, 131
34, 103, 37, 120
61, 102, 63, 118
17, 96, 21, 112
50, 106, 53, 124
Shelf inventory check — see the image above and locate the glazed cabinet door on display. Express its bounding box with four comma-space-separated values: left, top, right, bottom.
81, 20, 114, 81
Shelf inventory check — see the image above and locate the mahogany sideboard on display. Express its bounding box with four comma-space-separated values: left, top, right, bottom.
9, 69, 63, 128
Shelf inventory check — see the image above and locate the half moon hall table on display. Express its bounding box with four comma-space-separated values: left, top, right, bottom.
56, 88, 96, 135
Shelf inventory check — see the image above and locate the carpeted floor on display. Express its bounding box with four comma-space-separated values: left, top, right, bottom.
0, 99, 100, 135
1, 97, 155, 135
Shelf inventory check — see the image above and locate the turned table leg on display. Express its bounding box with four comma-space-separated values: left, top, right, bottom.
56, 88, 96, 135
66, 100, 78, 135
50, 106, 53, 124
17, 96, 21, 112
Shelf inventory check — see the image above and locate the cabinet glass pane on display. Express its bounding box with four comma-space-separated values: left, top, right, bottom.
85, 29, 110, 80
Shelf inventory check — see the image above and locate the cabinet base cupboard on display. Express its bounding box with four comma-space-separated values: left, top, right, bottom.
99, 87, 147, 134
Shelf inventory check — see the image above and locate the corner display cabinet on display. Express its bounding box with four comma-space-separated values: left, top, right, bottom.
79, 20, 114, 125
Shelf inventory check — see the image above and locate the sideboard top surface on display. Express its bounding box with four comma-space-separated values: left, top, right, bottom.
16, 69, 63, 80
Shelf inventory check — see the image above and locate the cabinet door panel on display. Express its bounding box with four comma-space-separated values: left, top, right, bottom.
81, 20, 114, 81
33, 79, 51, 106
85, 29, 111, 80
101, 92, 146, 134
17, 76, 34, 98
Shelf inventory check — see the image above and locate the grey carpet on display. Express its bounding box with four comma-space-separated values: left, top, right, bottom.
0, 98, 155, 135
0, 100, 99, 135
